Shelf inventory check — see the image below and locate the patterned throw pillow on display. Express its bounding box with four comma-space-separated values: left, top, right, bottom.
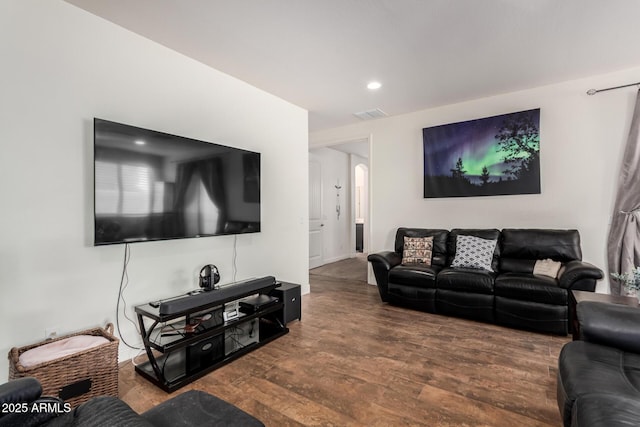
451, 235, 497, 271
402, 236, 433, 265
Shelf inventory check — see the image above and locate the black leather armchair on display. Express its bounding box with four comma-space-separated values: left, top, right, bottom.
0, 377, 264, 427
368, 228, 448, 312
494, 229, 603, 334
557, 301, 640, 427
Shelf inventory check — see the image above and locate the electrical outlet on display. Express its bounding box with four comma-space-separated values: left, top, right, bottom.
45, 327, 59, 340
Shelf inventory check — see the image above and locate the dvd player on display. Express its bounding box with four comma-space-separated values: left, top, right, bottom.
239, 294, 279, 314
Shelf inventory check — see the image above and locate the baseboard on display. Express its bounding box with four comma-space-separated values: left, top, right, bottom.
320, 254, 353, 265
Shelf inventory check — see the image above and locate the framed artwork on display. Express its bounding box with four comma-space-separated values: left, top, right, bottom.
422, 108, 541, 198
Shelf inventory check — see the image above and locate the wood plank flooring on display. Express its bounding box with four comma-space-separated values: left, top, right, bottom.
119, 273, 568, 426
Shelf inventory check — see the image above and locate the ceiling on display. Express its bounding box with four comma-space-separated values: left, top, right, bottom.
66, 1, 640, 132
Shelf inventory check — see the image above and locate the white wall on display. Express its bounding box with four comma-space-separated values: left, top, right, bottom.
309, 147, 352, 264
0, 0, 309, 377
311, 67, 640, 294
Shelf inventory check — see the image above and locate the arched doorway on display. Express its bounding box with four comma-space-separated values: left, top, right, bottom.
354, 163, 369, 254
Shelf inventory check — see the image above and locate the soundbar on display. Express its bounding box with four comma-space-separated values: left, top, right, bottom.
159, 276, 277, 315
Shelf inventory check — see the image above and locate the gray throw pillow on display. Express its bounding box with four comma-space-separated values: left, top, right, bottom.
451, 235, 497, 271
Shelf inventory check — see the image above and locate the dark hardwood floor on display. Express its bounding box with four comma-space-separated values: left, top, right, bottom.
119, 273, 568, 426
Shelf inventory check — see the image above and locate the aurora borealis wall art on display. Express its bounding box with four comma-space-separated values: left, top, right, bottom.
422, 109, 541, 198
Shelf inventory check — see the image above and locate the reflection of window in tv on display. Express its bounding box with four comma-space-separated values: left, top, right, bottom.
96, 161, 155, 215
95, 161, 119, 214
121, 164, 152, 213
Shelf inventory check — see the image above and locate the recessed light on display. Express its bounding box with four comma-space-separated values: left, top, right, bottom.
367, 81, 382, 90
134, 139, 146, 146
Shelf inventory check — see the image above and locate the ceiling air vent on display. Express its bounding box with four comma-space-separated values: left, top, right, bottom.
353, 108, 388, 120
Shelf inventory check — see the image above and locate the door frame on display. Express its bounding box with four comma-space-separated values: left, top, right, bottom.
308, 134, 372, 282
308, 154, 324, 269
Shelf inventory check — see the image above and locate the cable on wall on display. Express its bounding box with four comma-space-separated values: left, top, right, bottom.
232, 234, 238, 282
116, 243, 142, 350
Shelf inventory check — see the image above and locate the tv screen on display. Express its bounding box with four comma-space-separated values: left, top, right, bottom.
93, 118, 260, 245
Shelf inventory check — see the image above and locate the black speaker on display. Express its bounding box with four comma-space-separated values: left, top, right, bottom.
185, 334, 224, 374
269, 282, 301, 324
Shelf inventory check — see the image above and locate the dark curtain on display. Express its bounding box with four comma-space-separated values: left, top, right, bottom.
172, 162, 198, 235
243, 154, 260, 203
199, 158, 227, 232
607, 89, 640, 295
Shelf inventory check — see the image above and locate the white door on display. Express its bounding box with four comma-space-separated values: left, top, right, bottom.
309, 157, 324, 269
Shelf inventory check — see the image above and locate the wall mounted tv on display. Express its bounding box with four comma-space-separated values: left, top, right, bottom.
93, 118, 260, 245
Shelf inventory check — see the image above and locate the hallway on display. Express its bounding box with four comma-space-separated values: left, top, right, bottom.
309, 254, 368, 283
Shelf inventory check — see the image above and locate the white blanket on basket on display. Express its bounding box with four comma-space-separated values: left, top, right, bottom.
19, 335, 109, 368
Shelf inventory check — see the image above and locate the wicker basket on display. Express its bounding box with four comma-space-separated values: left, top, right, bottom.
8, 323, 119, 408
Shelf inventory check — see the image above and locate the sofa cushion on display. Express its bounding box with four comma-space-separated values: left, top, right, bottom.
143, 390, 265, 427
401, 236, 433, 265
437, 267, 496, 294
389, 264, 440, 289
388, 284, 437, 313
500, 258, 563, 277
571, 393, 640, 427
0, 377, 41, 407
494, 273, 567, 305
451, 235, 497, 271
495, 297, 568, 335
0, 397, 67, 427
47, 396, 154, 427
557, 340, 640, 427
436, 290, 495, 322
499, 257, 535, 274
577, 301, 640, 353
501, 229, 582, 262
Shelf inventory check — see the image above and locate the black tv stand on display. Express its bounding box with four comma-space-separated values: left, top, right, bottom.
133, 276, 288, 392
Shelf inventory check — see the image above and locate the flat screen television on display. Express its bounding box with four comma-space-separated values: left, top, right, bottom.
93, 118, 260, 245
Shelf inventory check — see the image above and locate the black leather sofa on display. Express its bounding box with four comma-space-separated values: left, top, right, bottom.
0, 377, 264, 427
368, 228, 603, 335
557, 301, 640, 427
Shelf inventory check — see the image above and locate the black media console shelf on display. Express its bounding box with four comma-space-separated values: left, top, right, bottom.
134, 276, 288, 392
